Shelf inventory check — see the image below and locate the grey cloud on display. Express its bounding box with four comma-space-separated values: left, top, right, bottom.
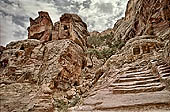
36, 0, 54, 4
70, 1, 81, 13
1, 0, 14, 5
82, 0, 92, 9
0, 10, 27, 28
12, 16, 28, 28
116, 11, 124, 19
53, 0, 71, 6
116, 1, 122, 6
106, 18, 114, 27
0, 10, 8, 16
13, 30, 27, 39
96, 3, 113, 14
53, 0, 81, 13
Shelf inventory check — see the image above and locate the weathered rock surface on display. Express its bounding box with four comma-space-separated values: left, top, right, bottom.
104, 35, 163, 67
0, 39, 87, 88
28, 11, 53, 42
0, 39, 88, 111
69, 0, 170, 111
0, 45, 5, 55
70, 60, 170, 111
1, 0, 170, 112
58, 13, 89, 50
0, 83, 54, 112
112, 0, 170, 42
91, 0, 170, 43
0, 12, 91, 112
28, 12, 89, 50
89, 28, 114, 38
163, 40, 170, 64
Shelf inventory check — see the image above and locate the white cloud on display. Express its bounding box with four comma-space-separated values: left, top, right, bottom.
0, 12, 27, 46
0, 0, 128, 46
78, 0, 128, 31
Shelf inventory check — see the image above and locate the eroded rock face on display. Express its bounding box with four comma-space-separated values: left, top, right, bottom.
105, 38, 163, 68
112, 0, 170, 42
0, 39, 88, 111
163, 40, 170, 64
99, 0, 170, 68
27, 11, 53, 42
1, 0, 170, 111
59, 13, 89, 50
0, 45, 5, 57
28, 12, 89, 50
0, 39, 86, 89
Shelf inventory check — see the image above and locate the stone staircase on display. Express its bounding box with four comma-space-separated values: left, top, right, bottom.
110, 68, 164, 94
70, 62, 170, 111
157, 62, 170, 80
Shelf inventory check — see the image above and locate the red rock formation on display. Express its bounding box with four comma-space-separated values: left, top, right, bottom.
0, 46, 5, 57
1, 12, 90, 112
163, 40, 170, 64
112, 0, 170, 42
27, 11, 53, 42
1, 0, 170, 112
0, 38, 88, 112
58, 13, 89, 50
28, 12, 89, 50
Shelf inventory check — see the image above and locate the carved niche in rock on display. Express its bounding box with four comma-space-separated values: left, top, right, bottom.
52, 22, 60, 40
133, 47, 141, 55
130, 39, 162, 56
58, 13, 89, 50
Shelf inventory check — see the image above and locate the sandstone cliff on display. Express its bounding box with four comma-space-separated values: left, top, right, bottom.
0, 0, 170, 112
0, 12, 92, 112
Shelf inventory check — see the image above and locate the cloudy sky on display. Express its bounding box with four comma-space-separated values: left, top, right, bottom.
0, 0, 128, 46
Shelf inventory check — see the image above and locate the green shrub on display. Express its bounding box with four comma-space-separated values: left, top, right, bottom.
87, 33, 125, 62
87, 36, 102, 48
86, 47, 116, 62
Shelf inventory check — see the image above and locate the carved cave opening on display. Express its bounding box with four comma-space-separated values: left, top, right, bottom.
133, 47, 141, 55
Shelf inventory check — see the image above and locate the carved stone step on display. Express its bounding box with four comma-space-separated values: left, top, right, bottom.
119, 73, 156, 79
125, 68, 144, 73
110, 78, 160, 87
110, 82, 161, 89
158, 65, 170, 70
116, 75, 158, 83
160, 73, 170, 78
124, 70, 150, 76
112, 85, 165, 94
159, 69, 170, 74
158, 64, 168, 68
